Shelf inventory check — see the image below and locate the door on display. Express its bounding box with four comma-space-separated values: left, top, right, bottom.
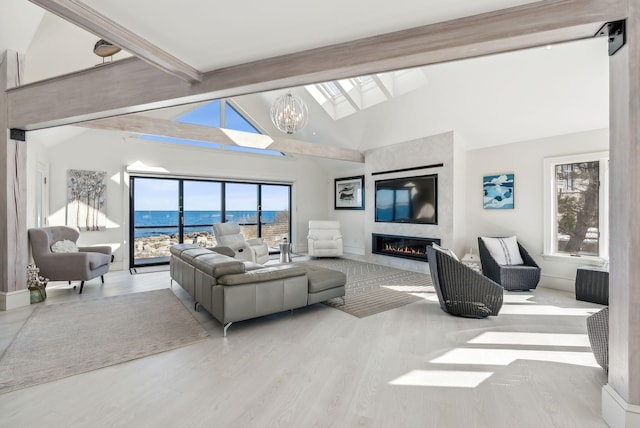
131, 177, 179, 266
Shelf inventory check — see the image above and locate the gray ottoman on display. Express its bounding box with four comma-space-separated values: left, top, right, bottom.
304, 266, 347, 305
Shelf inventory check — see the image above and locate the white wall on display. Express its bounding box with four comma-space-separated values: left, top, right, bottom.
328, 167, 366, 255
29, 123, 609, 290
41, 129, 332, 270
26, 139, 49, 230
464, 128, 609, 292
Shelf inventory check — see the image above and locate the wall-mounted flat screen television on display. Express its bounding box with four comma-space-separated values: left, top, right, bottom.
375, 174, 437, 224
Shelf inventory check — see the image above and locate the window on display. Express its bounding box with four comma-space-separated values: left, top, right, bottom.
543, 152, 609, 260
139, 99, 283, 156
129, 176, 291, 267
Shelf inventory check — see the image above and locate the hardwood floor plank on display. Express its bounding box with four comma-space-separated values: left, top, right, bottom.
0, 267, 608, 427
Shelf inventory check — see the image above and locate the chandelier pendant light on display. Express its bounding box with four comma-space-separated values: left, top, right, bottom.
270, 91, 309, 134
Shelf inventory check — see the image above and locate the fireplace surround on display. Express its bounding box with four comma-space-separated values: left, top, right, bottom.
372, 233, 440, 262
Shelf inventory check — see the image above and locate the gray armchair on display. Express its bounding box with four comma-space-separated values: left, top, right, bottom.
28, 226, 112, 294
212, 222, 269, 265
478, 237, 541, 291
427, 245, 503, 318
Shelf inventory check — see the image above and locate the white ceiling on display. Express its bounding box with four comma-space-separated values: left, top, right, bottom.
4, 0, 609, 154
79, 0, 539, 72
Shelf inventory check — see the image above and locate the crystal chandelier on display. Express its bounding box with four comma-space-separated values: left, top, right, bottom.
270, 91, 308, 134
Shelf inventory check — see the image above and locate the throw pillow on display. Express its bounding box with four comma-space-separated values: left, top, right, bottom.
51, 239, 79, 253
432, 242, 459, 261
480, 236, 524, 265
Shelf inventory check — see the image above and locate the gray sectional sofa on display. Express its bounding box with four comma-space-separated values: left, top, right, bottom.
170, 244, 346, 336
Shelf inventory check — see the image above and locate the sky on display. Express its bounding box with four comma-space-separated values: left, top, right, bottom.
134, 177, 289, 211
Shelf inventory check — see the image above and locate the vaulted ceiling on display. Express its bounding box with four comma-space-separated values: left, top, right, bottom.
2, 0, 609, 156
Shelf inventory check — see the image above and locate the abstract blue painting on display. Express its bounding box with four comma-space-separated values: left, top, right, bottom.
483, 173, 514, 209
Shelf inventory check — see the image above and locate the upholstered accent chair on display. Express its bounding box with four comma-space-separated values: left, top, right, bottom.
212, 222, 269, 265
28, 226, 112, 294
477, 236, 541, 291
427, 245, 503, 318
307, 220, 343, 257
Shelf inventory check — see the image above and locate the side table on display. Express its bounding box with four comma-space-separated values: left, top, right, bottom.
575, 265, 609, 305
279, 242, 292, 263
461, 251, 482, 273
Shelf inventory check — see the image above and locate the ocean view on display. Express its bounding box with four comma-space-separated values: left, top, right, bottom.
134, 210, 284, 238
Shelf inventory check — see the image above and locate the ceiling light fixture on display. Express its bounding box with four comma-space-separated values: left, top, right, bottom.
93, 39, 121, 63
270, 91, 308, 134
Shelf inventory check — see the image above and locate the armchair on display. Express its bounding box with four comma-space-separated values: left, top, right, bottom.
427, 245, 503, 318
28, 226, 112, 294
212, 222, 269, 264
478, 237, 541, 291
307, 220, 343, 257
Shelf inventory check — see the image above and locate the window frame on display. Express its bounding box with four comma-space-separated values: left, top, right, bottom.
543, 151, 609, 263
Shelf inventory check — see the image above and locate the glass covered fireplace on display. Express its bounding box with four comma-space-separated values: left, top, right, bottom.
371, 233, 440, 262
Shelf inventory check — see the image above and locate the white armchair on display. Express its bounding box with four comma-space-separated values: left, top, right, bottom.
307, 220, 343, 257
212, 222, 269, 265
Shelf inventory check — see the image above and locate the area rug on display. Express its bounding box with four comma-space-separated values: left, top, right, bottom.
296, 259, 434, 318
0, 289, 209, 395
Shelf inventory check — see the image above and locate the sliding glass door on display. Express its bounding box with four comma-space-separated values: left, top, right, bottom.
131, 178, 180, 266
260, 185, 291, 248
130, 177, 291, 268
225, 182, 259, 241
183, 180, 221, 247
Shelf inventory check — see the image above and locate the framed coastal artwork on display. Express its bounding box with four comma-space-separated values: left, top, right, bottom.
483, 173, 514, 209
335, 175, 365, 210
67, 169, 107, 231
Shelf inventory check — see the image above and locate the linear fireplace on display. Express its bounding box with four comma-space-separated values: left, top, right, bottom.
372, 233, 441, 262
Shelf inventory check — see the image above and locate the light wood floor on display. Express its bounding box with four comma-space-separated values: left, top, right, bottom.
0, 261, 608, 428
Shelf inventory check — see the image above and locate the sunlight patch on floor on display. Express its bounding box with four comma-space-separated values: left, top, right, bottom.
502, 293, 536, 304
389, 369, 493, 388
499, 304, 599, 316
430, 348, 599, 368
381, 285, 434, 300
468, 332, 591, 347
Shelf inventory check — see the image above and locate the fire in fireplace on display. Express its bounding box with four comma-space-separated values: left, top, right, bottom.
372, 233, 440, 262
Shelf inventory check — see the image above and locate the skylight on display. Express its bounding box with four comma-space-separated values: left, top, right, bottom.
319, 82, 342, 98
305, 69, 428, 120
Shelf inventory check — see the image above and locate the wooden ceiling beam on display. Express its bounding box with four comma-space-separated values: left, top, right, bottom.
28, 0, 202, 83
79, 115, 365, 163
10, 0, 625, 130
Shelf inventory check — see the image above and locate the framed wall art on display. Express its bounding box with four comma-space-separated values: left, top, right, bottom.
67, 169, 107, 231
483, 173, 514, 209
335, 175, 364, 210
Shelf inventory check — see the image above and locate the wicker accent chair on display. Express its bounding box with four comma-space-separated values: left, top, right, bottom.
477, 237, 541, 291
427, 246, 504, 318
586, 306, 609, 372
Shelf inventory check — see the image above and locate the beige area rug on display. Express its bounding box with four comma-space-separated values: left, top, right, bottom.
0, 289, 209, 395
297, 259, 434, 318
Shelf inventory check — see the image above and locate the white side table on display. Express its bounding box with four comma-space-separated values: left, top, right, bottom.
461, 252, 481, 273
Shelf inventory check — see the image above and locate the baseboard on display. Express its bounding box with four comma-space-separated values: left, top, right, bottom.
343, 246, 365, 256
0, 289, 31, 311
539, 274, 574, 293
603, 384, 640, 428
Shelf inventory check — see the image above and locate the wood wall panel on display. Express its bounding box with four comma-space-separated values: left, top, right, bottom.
0, 51, 28, 295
